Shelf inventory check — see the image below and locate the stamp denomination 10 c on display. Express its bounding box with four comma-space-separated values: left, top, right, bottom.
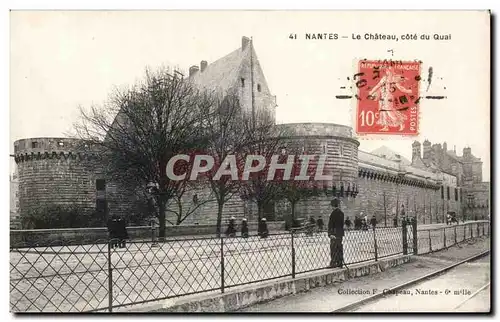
355, 60, 421, 136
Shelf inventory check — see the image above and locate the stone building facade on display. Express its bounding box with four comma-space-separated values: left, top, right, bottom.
12, 36, 490, 228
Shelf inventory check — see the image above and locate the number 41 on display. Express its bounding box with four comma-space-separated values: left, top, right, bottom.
359, 110, 375, 126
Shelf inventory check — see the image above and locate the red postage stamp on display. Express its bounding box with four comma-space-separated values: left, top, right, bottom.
355, 60, 421, 136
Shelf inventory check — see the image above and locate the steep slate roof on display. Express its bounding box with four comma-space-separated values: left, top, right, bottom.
187, 46, 249, 93
359, 150, 442, 182
370, 145, 411, 165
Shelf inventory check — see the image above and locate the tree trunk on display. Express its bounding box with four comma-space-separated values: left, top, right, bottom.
176, 200, 183, 225
216, 201, 224, 238
258, 202, 265, 221
158, 195, 166, 239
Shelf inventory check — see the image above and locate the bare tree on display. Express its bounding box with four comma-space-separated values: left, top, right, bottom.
238, 108, 290, 221
277, 151, 319, 226
202, 91, 250, 236
74, 67, 215, 238
165, 179, 216, 225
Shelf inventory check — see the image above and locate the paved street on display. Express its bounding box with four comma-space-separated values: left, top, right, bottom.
238, 236, 490, 312
350, 254, 490, 312
10, 221, 489, 312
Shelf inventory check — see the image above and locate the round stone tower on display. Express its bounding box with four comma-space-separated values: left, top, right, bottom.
13, 138, 98, 217
275, 123, 360, 221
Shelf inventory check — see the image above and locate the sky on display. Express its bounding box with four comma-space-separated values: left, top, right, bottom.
10, 11, 490, 180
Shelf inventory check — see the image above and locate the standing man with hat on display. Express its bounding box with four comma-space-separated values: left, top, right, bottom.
328, 198, 345, 268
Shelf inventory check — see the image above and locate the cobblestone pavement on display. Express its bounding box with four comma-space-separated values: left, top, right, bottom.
238, 236, 489, 312
10, 222, 489, 312
351, 254, 490, 312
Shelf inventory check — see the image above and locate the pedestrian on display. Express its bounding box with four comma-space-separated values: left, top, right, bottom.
354, 216, 361, 230
344, 217, 352, 230
107, 215, 118, 249
370, 215, 377, 228
328, 198, 344, 268
225, 216, 236, 237
241, 218, 249, 238
317, 216, 324, 231
117, 216, 128, 248
258, 218, 269, 238
308, 216, 316, 236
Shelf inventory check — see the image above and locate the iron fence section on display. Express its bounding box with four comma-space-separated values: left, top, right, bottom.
10, 221, 489, 313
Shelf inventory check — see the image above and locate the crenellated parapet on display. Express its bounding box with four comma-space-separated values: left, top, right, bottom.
358, 167, 441, 190
14, 138, 98, 164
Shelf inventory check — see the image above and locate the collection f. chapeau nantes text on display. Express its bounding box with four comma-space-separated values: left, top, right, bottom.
289, 33, 451, 41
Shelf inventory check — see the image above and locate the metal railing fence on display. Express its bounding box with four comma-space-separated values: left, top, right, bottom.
10, 220, 490, 312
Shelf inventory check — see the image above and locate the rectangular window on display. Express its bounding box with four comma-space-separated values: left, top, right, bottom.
96, 179, 106, 191
96, 199, 107, 213
455, 188, 458, 201
447, 186, 450, 200
241, 78, 245, 87
441, 186, 444, 199
31, 141, 38, 149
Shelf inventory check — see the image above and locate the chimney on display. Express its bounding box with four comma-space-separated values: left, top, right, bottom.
242, 36, 250, 51
200, 60, 208, 72
189, 65, 199, 77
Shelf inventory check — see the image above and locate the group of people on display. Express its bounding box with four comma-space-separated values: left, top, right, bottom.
342, 213, 377, 230
107, 215, 129, 248
225, 217, 269, 238
306, 216, 325, 235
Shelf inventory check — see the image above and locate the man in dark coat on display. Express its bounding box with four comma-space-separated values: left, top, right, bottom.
317, 217, 325, 231
225, 217, 237, 237
370, 215, 377, 228
344, 217, 352, 230
258, 218, 269, 238
328, 198, 344, 268
308, 216, 316, 235
117, 216, 128, 248
107, 215, 119, 249
241, 218, 249, 238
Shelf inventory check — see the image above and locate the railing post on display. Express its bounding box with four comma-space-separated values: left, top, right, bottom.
402, 219, 408, 255
412, 218, 417, 255
107, 240, 113, 313
373, 226, 378, 261
454, 225, 457, 245
291, 230, 296, 278
464, 224, 466, 241
443, 228, 447, 249
470, 223, 473, 239
220, 237, 225, 293
428, 229, 432, 252
477, 223, 480, 237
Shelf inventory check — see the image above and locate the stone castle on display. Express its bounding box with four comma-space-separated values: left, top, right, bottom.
13, 36, 490, 228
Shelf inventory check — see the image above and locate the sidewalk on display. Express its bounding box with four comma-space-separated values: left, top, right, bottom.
237, 236, 490, 312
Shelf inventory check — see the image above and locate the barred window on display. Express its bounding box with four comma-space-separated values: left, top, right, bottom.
96, 179, 106, 191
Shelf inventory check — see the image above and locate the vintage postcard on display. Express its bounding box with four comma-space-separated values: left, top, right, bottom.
9, 11, 490, 313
